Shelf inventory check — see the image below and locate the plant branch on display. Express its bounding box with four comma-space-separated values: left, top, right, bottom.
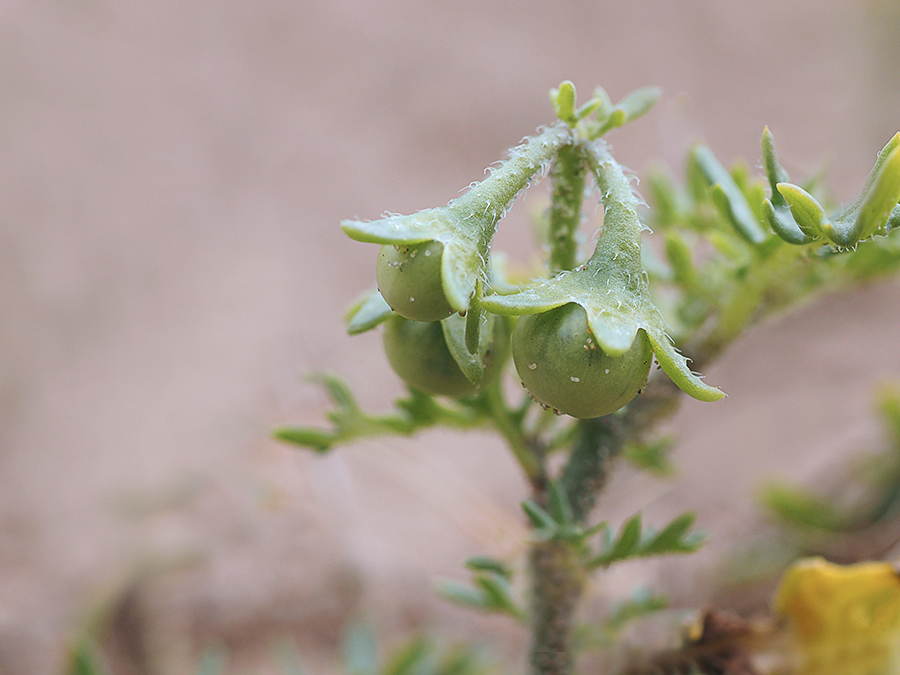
548, 143, 586, 274
483, 382, 544, 484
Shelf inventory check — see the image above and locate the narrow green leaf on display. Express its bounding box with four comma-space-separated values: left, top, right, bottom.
664, 233, 697, 288
763, 198, 815, 245
548, 481, 574, 525
272, 426, 334, 453
854, 139, 900, 241
441, 313, 488, 387
66, 636, 110, 675
595, 108, 627, 136
475, 574, 525, 620
346, 289, 395, 335
465, 556, 513, 579
574, 97, 604, 121
877, 386, 900, 447
609, 514, 642, 560
316, 374, 360, 412
583, 520, 609, 541
605, 588, 670, 631
761, 126, 791, 206
646, 332, 725, 403
642, 512, 698, 554
436, 580, 490, 610
382, 637, 433, 675
886, 203, 900, 234
777, 183, 831, 240
762, 483, 850, 531
464, 279, 484, 355
521, 499, 558, 530
690, 145, 767, 244
622, 437, 675, 476
551, 80, 577, 124
618, 86, 661, 123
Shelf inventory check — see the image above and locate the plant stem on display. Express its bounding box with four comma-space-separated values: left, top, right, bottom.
484, 383, 543, 484
452, 124, 571, 228
528, 532, 585, 675
527, 375, 686, 675
561, 417, 626, 522
548, 143, 586, 274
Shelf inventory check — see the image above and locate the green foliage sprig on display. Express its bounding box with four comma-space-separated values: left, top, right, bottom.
277, 81, 900, 675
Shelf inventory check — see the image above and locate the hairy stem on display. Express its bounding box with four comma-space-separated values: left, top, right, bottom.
483, 383, 543, 484
453, 124, 571, 226
548, 143, 586, 274
527, 374, 686, 675
528, 534, 585, 675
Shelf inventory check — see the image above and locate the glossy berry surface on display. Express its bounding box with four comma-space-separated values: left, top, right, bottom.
512, 303, 652, 418
376, 241, 455, 322
382, 313, 509, 398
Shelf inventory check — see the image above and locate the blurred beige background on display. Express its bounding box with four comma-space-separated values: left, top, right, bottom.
2, 0, 900, 673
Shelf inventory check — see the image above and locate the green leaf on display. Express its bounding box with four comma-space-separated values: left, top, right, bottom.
464, 280, 484, 355
887, 204, 900, 235
690, 145, 767, 245
382, 637, 434, 675
436, 580, 491, 611
521, 499, 557, 531
777, 183, 831, 240
475, 574, 526, 620
588, 511, 704, 568
617, 86, 661, 123
272, 426, 334, 453
664, 233, 697, 289
66, 636, 110, 675
464, 556, 513, 579
877, 386, 900, 447
318, 373, 361, 413
609, 513, 642, 560
622, 437, 675, 476
759, 127, 814, 243
763, 198, 815, 245
762, 483, 851, 531
605, 588, 670, 631
551, 80, 577, 125
548, 481, 574, 525
346, 289, 395, 335
850, 135, 900, 242
646, 331, 725, 403
589, 514, 643, 567
441, 313, 492, 387
642, 512, 703, 554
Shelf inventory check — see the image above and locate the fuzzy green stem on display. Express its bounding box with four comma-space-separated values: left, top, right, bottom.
579, 140, 644, 269
560, 417, 626, 522
528, 534, 584, 675
452, 125, 571, 228
528, 376, 685, 675
548, 143, 587, 274
483, 383, 543, 484
526, 141, 650, 675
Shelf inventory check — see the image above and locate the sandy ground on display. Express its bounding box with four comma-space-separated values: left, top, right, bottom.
2, 0, 900, 673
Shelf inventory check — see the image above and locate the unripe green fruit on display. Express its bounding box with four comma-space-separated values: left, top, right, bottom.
382, 314, 510, 398
512, 303, 652, 419
376, 241, 455, 322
